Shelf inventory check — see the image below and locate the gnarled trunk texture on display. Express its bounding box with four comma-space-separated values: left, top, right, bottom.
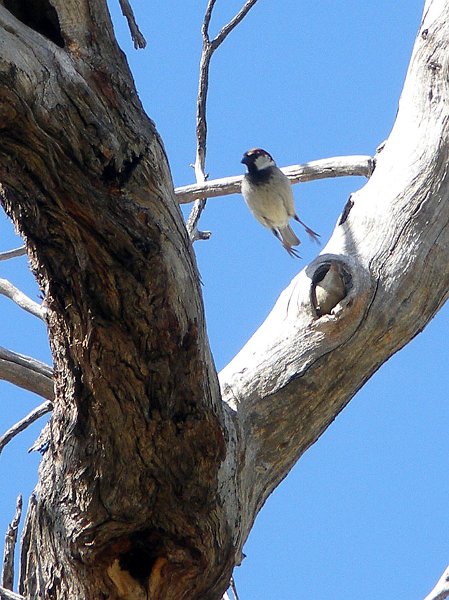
0, 0, 446, 599
0, 1, 227, 598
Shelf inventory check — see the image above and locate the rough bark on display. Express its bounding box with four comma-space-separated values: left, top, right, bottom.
0, 0, 446, 599
0, 1, 226, 598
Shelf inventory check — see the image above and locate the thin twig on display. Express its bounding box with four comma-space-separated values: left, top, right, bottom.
0, 346, 54, 400
0, 401, 52, 456
424, 565, 449, 600
177, 155, 374, 204
0, 247, 26, 262
229, 577, 240, 600
1, 495, 22, 591
202, 0, 217, 40
0, 586, 23, 600
0, 278, 46, 320
118, 0, 146, 49
186, 0, 260, 241
211, 0, 260, 50
222, 576, 240, 600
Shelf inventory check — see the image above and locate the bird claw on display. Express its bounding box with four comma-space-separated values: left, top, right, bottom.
283, 244, 301, 259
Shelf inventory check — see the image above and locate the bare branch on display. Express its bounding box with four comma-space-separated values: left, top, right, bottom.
186, 200, 211, 242
0, 278, 46, 320
176, 155, 374, 204
0, 247, 26, 262
0, 402, 52, 455
0, 586, 23, 600
187, 0, 260, 241
203, 0, 217, 42
424, 566, 449, 600
0, 347, 52, 378
211, 0, 260, 50
118, 0, 146, 49
229, 577, 240, 600
221, 577, 240, 600
0, 346, 53, 400
1, 495, 22, 591
187, 42, 212, 240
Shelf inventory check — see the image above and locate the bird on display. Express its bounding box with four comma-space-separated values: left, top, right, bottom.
313, 262, 346, 316
241, 148, 319, 257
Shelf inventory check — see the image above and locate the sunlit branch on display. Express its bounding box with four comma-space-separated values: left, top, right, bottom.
0, 586, 23, 600
211, 0, 259, 49
0, 346, 53, 400
0, 247, 26, 261
176, 155, 374, 204
0, 278, 46, 321
0, 402, 52, 455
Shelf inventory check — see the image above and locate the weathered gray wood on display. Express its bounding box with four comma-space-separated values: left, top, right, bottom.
0, 247, 26, 261
1, 496, 22, 592
0, 0, 445, 599
220, 0, 449, 541
424, 565, 449, 600
175, 155, 374, 204
0, 587, 23, 600
0, 278, 46, 320
0, 403, 52, 455
0, 347, 53, 400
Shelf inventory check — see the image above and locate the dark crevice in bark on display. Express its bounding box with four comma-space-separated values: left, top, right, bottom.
118, 530, 166, 588
102, 153, 145, 187
338, 194, 354, 225
3, 0, 65, 47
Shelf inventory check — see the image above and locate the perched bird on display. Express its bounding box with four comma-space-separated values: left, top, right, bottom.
241, 148, 319, 257
313, 262, 346, 316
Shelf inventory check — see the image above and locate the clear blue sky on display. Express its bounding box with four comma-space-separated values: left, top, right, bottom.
1, 1, 447, 598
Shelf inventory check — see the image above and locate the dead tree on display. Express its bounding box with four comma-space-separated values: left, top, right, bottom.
0, 0, 448, 598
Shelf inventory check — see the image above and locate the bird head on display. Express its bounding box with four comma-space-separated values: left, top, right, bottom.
241, 148, 276, 172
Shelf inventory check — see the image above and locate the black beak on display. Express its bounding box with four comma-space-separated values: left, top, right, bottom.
241, 154, 249, 165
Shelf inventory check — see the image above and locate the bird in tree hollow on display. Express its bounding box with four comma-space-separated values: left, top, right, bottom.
241, 148, 320, 257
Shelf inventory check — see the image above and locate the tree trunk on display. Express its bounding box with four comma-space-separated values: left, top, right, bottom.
0, 0, 446, 599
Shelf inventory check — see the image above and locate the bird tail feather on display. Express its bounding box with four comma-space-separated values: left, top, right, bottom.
279, 225, 300, 247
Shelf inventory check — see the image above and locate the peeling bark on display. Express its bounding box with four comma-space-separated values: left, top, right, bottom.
0, 0, 446, 599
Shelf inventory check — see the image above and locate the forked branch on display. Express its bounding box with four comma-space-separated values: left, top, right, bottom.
186, 0, 260, 241
210, 0, 259, 49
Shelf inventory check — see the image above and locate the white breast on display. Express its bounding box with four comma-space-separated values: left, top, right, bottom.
242, 169, 295, 230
